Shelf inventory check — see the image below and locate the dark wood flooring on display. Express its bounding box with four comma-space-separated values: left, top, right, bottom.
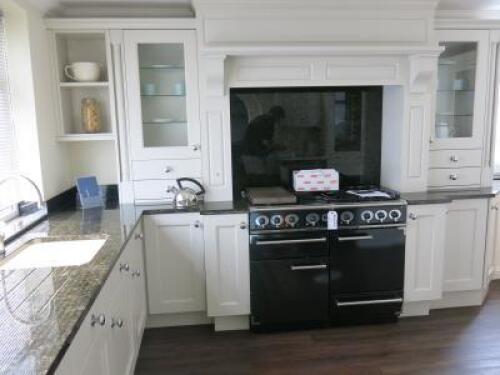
135, 281, 500, 375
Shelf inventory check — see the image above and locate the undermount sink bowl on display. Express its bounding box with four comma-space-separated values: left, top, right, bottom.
0, 236, 108, 270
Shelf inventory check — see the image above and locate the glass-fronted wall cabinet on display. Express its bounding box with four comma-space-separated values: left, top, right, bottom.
432, 30, 490, 150
124, 30, 200, 160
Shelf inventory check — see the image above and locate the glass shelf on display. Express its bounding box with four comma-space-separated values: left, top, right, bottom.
141, 94, 186, 97
140, 65, 184, 70
143, 121, 187, 125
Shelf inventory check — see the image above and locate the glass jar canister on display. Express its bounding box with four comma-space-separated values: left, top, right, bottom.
81, 97, 102, 133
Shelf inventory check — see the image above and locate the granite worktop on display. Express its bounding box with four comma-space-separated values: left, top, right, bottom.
400, 186, 499, 205
0, 200, 247, 375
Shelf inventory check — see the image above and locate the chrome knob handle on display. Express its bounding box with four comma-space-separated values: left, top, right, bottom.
134, 233, 144, 240
492, 206, 499, 211
132, 270, 141, 277
91, 313, 106, 327
409, 213, 417, 220
111, 318, 124, 328
164, 166, 174, 173
192, 144, 201, 151
119, 263, 130, 272
194, 220, 202, 228
449, 174, 458, 181
450, 155, 459, 163
166, 186, 177, 193
240, 222, 247, 230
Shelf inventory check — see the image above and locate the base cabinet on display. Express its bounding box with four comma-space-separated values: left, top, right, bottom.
56, 225, 147, 375
203, 214, 250, 317
404, 204, 447, 302
485, 196, 500, 287
144, 213, 206, 314
443, 199, 488, 292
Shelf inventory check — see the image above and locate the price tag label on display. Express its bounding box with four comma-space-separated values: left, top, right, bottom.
327, 211, 338, 230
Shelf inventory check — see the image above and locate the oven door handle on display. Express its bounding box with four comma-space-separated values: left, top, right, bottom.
337, 235, 374, 242
255, 237, 327, 246
335, 298, 403, 307
290, 264, 328, 271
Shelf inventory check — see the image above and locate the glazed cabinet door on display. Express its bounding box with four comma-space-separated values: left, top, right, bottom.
432, 30, 490, 150
203, 214, 250, 317
144, 213, 206, 314
443, 199, 488, 292
404, 204, 447, 302
123, 30, 201, 160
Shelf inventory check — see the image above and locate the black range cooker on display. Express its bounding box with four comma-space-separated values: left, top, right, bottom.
248, 189, 407, 330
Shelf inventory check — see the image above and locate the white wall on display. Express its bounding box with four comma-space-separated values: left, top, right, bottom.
3, 0, 72, 200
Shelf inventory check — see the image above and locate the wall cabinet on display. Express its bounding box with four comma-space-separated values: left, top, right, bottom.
143, 213, 206, 314
123, 30, 201, 161
203, 214, 250, 317
404, 204, 447, 302
443, 199, 488, 292
56, 224, 147, 375
429, 30, 490, 190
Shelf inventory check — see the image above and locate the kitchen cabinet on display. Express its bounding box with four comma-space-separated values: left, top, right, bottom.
443, 199, 488, 292
404, 204, 447, 302
143, 213, 206, 314
123, 29, 201, 161
203, 214, 250, 317
432, 30, 490, 151
55, 224, 147, 375
428, 30, 490, 190
484, 195, 500, 288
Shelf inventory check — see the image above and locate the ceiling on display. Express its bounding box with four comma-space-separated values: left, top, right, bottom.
16, 0, 500, 17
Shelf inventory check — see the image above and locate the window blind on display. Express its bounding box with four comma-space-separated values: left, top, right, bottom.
0, 15, 18, 211
0, 16, 16, 179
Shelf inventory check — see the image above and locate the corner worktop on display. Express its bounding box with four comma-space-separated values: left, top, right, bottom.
0, 201, 247, 375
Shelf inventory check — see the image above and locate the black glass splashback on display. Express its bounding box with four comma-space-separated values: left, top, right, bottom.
230, 86, 383, 197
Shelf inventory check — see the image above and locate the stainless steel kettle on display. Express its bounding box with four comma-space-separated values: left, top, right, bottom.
173, 178, 205, 208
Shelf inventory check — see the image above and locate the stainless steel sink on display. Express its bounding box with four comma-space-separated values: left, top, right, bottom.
0, 235, 108, 270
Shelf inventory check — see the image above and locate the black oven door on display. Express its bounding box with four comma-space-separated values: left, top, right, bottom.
330, 227, 405, 296
250, 231, 330, 328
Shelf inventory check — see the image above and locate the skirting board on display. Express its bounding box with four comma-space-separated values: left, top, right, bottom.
401, 301, 431, 317
214, 315, 249, 331
430, 289, 485, 310
492, 267, 500, 280
146, 311, 213, 329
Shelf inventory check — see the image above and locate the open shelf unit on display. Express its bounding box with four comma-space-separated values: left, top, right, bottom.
51, 30, 116, 140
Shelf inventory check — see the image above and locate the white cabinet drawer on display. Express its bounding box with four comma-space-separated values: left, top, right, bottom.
131, 159, 201, 181
429, 149, 482, 169
428, 168, 481, 188
133, 179, 202, 203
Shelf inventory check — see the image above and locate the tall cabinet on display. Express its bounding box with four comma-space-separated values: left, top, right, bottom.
123, 30, 202, 203
429, 30, 490, 189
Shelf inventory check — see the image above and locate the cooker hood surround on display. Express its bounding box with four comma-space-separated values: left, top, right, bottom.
192, 0, 443, 201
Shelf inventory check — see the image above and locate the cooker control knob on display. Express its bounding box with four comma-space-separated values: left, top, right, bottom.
254, 215, 269, 228
270, 214, 284, 227
361, 210, 374, 223
340, 211, 355, 225
305, 213, 320, 226
375, 210, 388, 222
389, 209, 402, 221
285, 214, 299, 227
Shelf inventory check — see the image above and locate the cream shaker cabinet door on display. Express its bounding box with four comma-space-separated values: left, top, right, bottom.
144, 213, 206, 314
203, 214, 250, 317
443, 199, 488, 292
404, 204, 447, 302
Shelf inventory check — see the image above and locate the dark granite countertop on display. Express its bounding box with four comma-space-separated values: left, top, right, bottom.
401, 187, 498, 205
0, 200, 247, 375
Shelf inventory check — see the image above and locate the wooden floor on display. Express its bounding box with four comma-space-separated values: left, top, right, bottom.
136, 281, 500, 375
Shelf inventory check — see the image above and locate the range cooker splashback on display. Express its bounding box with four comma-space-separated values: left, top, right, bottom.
230, 86, 383, 197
